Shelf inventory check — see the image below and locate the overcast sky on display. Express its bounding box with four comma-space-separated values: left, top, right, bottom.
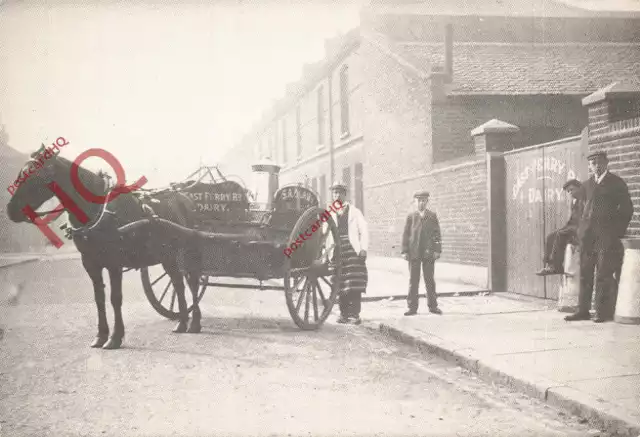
1, 0, 639, 188
0, 1, 363, 187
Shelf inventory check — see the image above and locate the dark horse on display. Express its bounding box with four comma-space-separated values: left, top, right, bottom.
6, 147, 203, 349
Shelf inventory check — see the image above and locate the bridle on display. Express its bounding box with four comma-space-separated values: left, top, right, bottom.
21, 156, 116, 231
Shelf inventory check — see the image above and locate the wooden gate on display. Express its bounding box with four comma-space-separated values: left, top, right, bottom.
504, 133, 588, 299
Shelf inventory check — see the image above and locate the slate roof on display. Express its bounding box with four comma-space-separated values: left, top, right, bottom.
397, 42, 640, 95
367, 0, 640, 18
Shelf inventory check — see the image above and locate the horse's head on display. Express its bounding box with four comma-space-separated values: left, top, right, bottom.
6, 144, 66, 223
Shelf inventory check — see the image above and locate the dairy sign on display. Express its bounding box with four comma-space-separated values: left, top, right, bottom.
183, 181, 248, 218
511, 156, 578, 204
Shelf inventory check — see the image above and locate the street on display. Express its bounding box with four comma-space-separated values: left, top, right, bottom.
1, 258, 597, 437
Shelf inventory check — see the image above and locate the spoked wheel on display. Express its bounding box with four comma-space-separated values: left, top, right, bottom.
284, 207, 342, 330
141, 265, 207, 320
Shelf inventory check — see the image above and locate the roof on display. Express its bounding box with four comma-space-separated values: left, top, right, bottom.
235, 28, 361, 149
366, 0, 640, 18
396, 42, 640, 95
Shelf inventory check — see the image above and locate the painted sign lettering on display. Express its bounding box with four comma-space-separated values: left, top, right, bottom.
183, 181, 248, 219
273, 186, 318, 212
511, 156, 578, 204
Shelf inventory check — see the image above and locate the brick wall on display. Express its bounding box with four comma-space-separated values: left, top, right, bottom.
586, 97, 640, 236
427, 160, 488, 266
361, 34, 433, 256
431, 96, 587, 163
361, 35, 488, 265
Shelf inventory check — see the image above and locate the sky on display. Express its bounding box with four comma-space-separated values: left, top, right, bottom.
0, 0, 363, 188
1, 0, 639, 189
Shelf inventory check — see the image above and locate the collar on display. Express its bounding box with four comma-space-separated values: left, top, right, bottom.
595, 170, 608, 184
417, 209, 427, 218
336, 202, 349, 215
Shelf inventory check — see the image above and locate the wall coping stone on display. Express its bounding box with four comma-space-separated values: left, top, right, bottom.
582, 82, 640, 106
471, 119, 520, 136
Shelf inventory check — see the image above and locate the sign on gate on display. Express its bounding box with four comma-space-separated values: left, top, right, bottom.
511, 156, 580, 204
504, 136, 587, 300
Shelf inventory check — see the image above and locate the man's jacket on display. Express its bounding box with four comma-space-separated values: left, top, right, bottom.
577, 172, 633, 248
401, 210, 442, 261
559, 195, 584, 236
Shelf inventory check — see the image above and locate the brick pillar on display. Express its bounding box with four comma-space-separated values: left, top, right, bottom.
471, 119, 520, 292
583, 83, 640, 323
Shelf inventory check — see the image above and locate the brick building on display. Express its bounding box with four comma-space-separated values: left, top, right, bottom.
220, 0, 640, 288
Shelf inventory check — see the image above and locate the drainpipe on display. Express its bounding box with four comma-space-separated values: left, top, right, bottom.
328, 72, 335, 184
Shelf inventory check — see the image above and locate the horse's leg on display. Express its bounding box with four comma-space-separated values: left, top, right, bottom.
186, 271, 202, 333
103, 267, 125, 350
83, 258, 109, 348
165, 262, 189, 333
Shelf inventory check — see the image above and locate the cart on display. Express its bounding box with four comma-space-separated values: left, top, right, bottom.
139, 162, 342, 330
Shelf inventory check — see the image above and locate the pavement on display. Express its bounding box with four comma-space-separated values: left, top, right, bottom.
2, 251, 639, 436
363, 258, 640, 437
0, 246, 81, 269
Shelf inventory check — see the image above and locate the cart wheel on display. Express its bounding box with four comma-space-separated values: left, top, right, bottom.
284, 207, 342, 330
141, 265, 207, 320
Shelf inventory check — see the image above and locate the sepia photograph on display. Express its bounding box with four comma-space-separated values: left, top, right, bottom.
1, 0, 640, 435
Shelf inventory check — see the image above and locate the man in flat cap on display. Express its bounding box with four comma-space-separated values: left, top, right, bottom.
536, 179, 584, 276
565, 151, 633, 323
401, 190, 442, 316
324, 181, 369, 325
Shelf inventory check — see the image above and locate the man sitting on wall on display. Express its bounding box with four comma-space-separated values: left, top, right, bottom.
536, 179, 584, 276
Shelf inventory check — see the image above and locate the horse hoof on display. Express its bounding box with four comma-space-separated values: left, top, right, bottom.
102, 337, 122, 350
90, 336, 108, 348
173, 322, 188, 333
187, 323, 201, 334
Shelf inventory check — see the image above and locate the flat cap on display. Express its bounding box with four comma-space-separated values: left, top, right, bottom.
413, 190, 430, 199
587, 151, 608, 160
562, 179, 581, 190
329, 181, 348, 192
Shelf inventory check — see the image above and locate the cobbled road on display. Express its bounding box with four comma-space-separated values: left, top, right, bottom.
0, 258, 598, 437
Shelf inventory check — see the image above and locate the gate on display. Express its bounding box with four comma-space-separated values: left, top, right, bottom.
504, 132, 588, 299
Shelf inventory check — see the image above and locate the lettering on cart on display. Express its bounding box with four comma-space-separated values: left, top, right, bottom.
185, 191, 245, 214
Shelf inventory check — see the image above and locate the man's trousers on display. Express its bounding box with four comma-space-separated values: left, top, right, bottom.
407, 258, 437, 312
579, 239, 624, 319
544, 230, 573, 270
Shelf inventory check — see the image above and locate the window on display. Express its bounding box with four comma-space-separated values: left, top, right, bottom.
355, 162, 364, 213
319, 174, 326, 206
317, 85, 325, 146
339, 65, 350, 136
342, 166, 351, 201
281, 119, 288, 164
296, 105, 302, 159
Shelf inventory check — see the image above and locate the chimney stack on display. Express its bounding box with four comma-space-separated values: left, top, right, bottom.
444, 23, 453, 83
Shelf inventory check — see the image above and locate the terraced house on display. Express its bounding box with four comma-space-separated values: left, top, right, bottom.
220, 0, 640, 295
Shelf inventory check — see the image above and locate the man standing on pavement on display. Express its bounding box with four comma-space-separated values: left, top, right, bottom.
401, 191, 442, 316
565, 151, 633, 323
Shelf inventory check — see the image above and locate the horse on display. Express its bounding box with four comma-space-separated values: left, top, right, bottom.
6, 146, 204, 349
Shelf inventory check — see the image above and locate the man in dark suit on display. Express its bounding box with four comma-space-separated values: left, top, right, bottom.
565, 151, 634, 323
401, 191, 442, 316
536, 179, 584, 276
